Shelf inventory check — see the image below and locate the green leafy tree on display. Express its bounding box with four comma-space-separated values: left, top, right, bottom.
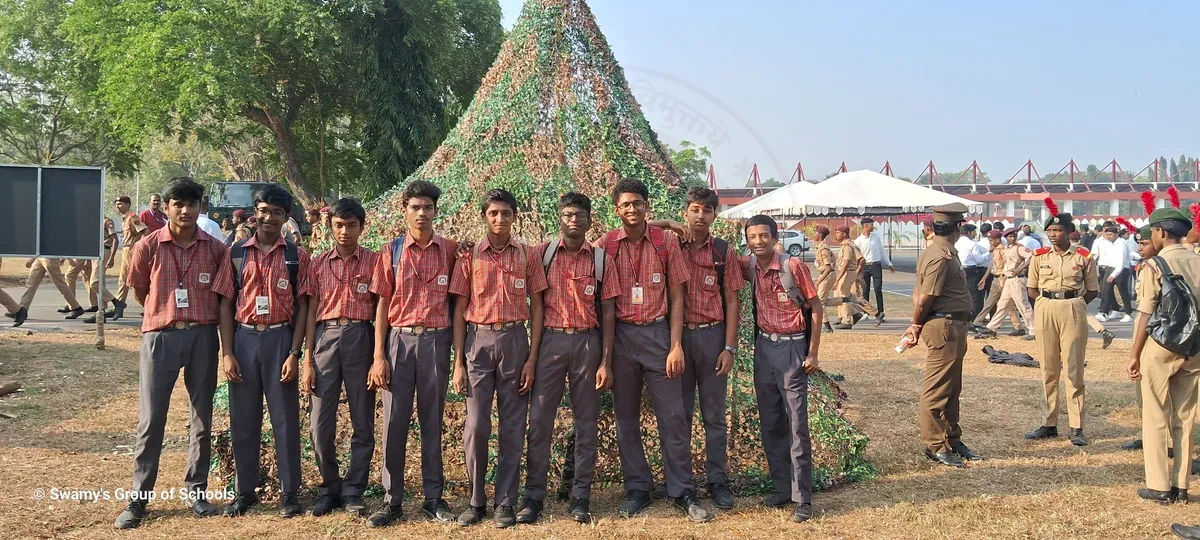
0, 0, 136, 173
666, 139, 712, 191
64, 0, 502, 204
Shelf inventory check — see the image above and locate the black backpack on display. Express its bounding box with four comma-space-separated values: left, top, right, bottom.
1147, 255, 1200, 356
230, 239, 301, 303
748, 254, 813, 340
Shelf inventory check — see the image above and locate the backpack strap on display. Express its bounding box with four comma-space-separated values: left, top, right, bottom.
230, 240, 248, 292
604, 229, 621, 260
713, 237, 728, 306
593, 246, 605, 284
283, 240, 300, 301
778, 254, 804, 304
648, 225, 668, 269
542, 238, 560, 274
390, 236, 405, 282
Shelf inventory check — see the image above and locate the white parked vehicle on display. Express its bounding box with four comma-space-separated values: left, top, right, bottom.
780, 229, 809, 256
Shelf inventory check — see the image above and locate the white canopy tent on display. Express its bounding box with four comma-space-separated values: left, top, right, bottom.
785, 169, 985, 216
718, 180, 817, 219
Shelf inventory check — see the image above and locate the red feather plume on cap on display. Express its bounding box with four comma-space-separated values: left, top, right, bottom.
1168, 186, 1181, 209
1115, 217, 1138, 235
1191, 203, 1200, 231
1141, 191, 1157, 216
1043, 197, 1059, 216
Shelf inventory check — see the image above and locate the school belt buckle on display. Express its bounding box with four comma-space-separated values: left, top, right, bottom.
685, 322, 720, 330
170, 321, 204, 331
399, 325, 446, 335
767, 332, 805, 342
240, 322, 287, 331
332, 318, 370, 327
623, 316, 667, 326
547, 327, 591, 334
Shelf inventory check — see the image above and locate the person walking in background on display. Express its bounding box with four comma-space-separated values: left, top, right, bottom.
115, 195, 148, 319
833, 226, 875, 328
971, 229, 1021, 332
1019, 225, 1042, 251
13, 257, 85, 326
228, 209, 248, 246
954, 223, 990, 321
854, 217, 893, 322
1094, 226, 1134, 323
974, 228, 1035, 341
811, 226, 838, 333
83, 218, 120, 324
1080, 224, 1098, 251
139, 193, 167, 233
62, 259, 98, 314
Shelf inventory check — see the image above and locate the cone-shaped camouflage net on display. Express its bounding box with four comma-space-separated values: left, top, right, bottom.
361, 0, 683, 246
220, 0, 873, 499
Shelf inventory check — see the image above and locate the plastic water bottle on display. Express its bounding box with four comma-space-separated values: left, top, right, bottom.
895, 335, 914, 354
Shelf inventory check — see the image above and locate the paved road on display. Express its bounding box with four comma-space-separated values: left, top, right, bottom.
1, 263, 1136, 343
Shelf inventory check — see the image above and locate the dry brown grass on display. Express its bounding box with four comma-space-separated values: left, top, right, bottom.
1, 325, 1196, 539
1, 257, 31, 287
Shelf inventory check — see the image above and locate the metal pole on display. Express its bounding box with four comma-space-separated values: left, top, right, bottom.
96, 168, 106, 350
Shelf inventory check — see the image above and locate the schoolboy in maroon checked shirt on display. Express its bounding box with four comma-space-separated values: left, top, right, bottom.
365, 180, 459, 527
652, 186, 745, 511
114, 178, 226, 530
211, 184, 313, 519
741, 214, 823, 524
448, 188, 547, 529
515, 192, 620, 526
298, 198, 379, 518
594, 178, 711, 523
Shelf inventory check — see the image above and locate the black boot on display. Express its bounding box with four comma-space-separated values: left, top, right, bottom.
924, 448, 966, 468
672, 490, 713, 523
515, 498, 542, 524
493, 505, 516, 528
64, 307, 85, 320
457, 505, 486, 527
114, 500, 148, 529
278, 492, 303, 518
1121, 439, 1143, 451
112, 298, 127, 320
222, 492, 258, 517
420, 498, 453, 522
12, 307, 28, 327
367, 504, 403, 527
310, 494, 340, 517
709, 482, 735, 510
1101, 330, 1115, 349
618, 489, 652, 518
1024, 425, 1058, 440
1068, 428, 1088, 447
822, 321, 834, 334
792, 502, 813, 523
568, 498, 591, 523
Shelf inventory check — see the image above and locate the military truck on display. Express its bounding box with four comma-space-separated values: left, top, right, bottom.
207, 181, 311, 236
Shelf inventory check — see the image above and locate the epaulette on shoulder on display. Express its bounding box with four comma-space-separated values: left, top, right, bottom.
1074, 247, 1090, 258
1034, 247, 1051, 256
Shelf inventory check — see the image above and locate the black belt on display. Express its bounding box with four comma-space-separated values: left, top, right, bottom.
546, 327, 594, 334
685, 322, 721, 330
1041, 290, 1080, 300
468, 321, 525, 331
929, 312, 971, 322
159, 321, 214, 332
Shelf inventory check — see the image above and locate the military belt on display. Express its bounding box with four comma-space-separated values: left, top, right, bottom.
1040, 290, 1080, 300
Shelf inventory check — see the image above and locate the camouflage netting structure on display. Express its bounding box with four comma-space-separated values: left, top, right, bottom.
213, 0, 873, 500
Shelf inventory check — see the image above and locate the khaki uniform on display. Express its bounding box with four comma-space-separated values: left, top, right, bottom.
1028, 245, 1100, 429
972, 244, 1022, 328
1135, 244, 1200, 491
915, 236, 973, 453
89, 220, 117, 307
836, 240, 876, 323
987, 244, 1035, 334
20, 258, 81, 310
813, 241, 837, 304
0, 258, 17, 313
65, 259, 94, 307
116, 212, 148, 302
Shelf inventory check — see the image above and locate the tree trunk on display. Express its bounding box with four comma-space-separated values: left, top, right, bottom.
240, 105, 318, 208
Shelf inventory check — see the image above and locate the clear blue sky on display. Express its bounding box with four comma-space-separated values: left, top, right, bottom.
498, 0, 1200, 186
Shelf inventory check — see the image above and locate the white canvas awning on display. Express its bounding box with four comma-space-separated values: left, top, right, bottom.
786, 169, 985, 216
718, 181, 817, 219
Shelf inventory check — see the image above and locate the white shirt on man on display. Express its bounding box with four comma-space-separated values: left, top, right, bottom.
195, 213, 225, 242
854, 231, 893, 267
955, 236, 990, 268
1018, 234, 1041, 251
1094, 236, 1130, 271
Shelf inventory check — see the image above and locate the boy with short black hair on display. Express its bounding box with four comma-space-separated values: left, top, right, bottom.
597, 178, 709, 523
517, 192, 619, 525
450, 188, 547, 529
302, 197, 379, 518
212, 183, 313, 518
114, 177, 228, 529
367, 180, 460, 527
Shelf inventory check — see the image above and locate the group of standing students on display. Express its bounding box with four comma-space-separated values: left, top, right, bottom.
113, 176, 826, 530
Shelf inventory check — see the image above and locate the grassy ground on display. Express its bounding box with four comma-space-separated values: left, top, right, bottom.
1, 322, 1196, 539
1, 257, 31, 287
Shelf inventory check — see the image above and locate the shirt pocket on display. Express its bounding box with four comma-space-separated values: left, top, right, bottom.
194, 260, 218, 290
351, 274, 373, 299
696, 268, 720, 292
575, 277, 597, 300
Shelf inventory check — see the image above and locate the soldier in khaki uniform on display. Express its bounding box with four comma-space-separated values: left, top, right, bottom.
0, 258, 18, 319
13, 256, 85, 327
900, 203, 982, 468
832, 226, 876, 328
810, 226, 837, 333
62, 259, 96, 313
114, 195, 146, 314
83, 218, 119, 324
1024, 199, 1099, 446
971, 230, 1023, 331
976, 228, 1036, 340
1128, 208, 1200, 504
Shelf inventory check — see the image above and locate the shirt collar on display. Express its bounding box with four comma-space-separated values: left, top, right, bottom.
244, 233, 285, 252
1160, 244, 1185, 255
556, 236, 593, 253
153, 224, 211, 245
403, 233, 445, 251
329, 245, 364, 261
480, 236, 515, 253
754, 253, 783, 273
